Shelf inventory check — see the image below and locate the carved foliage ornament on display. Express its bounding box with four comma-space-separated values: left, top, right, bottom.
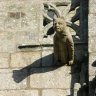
43, 1, 80, 39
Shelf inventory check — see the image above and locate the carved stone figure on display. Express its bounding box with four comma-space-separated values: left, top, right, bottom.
53, 17, 74, 65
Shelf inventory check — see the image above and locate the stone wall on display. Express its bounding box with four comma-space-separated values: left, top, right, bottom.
89, 0, 96, 96
0, 0, 88, 96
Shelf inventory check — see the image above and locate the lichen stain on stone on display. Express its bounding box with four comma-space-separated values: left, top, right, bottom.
8, 12, 26, 19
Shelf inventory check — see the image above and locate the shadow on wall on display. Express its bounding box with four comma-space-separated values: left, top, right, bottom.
89, 61, 96, 96
12, 53, 80, 83
12, 54, 64, 83
12, 53, 87, 96
12, 52, 86, 94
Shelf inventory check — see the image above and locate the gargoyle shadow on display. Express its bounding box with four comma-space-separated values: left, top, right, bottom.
12, 53, 63, 83
12, 50, 88, 96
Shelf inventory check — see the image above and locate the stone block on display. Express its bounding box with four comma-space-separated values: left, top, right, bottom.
0, 33, 17, 53
3, 1, 41, 32
43, 0, 70, 3
88, 36, 96, 52
42, 89, 70, 96
0, 53, 10, 68
11, 51, 41, 68
4, 16, 21, 31
42, 50, 53, 66
3, 0, 43, 45
30, 66, 71, 89
89, 0, 96, 13
89, 75, 95, 82
0, 69, 27, 89
0, 90, 38, 96
20, 11, 39, 32
0, 12, 8, 31
88, 14, 96, 37
18, 2, 42, 45
42, 36, 54, 45
14, 31, 41, 46
42, 89, 80, 96
89, 53, 96, 76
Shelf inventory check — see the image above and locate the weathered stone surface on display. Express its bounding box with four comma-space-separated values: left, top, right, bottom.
89, 53, 96, 76
88, 14, 96, 37
0, 90, 38, 96
0, 12, 7, 31
88, 1, 96, 93
43, 0, 70, 3
0, 33, 17, 53
0, 69, 27, 89
88, 37, 96, 53
42, 89, 70, 96
89, 0, 96, 13
42, 47, 53, 50
74, 83, 81, 90
15, 31, 41, 46
0, 0, 43, 45
89, 65, 96, 76
30, 66, 71, 88
42, 50, 53, 66
89, 75, 95, 82
11, 52, 41, 68
0, 53, 10, 68
42, 36, 54, 45
89, 53, 96, 64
